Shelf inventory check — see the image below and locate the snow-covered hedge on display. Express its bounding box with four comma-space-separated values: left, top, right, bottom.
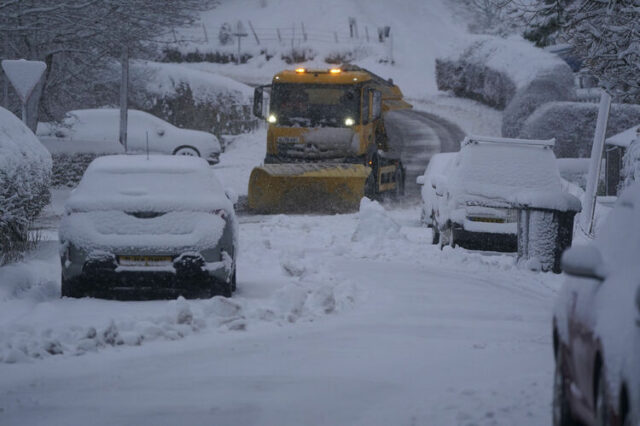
130, 61, 258, 136
436, 36, 573, 110
0, 107, 52, 264
501, 70, 575, 138
519, 102, 640, 158
50, 153, 101, 188
621, 139, 640, 191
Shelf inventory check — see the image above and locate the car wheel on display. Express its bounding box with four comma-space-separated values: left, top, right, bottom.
60, 274, 80, 298
431, 227, 440, 245
393, 166, 405, 198
553, 354, 577, 426
173, 146, 200, 157
596, 369, 612, 426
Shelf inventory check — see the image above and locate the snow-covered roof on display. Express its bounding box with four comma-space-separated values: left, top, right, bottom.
605, 124, 640, 148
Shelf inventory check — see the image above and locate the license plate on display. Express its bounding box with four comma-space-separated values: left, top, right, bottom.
277, 136, 300, 144
118, 255, 173, 267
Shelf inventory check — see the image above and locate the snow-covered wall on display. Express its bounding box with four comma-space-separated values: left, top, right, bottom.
519, 102, 640, 158
0, 107, 51, 264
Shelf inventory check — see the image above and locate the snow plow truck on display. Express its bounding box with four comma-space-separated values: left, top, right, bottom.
249, 65, 412, 213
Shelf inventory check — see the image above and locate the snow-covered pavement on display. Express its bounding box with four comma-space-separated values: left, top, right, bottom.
1, 195, 562, 425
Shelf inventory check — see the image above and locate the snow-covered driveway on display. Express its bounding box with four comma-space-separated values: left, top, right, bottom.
1, 201, 561, 425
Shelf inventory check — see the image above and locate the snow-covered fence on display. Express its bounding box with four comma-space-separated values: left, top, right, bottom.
164, 20, 391, 64
0, 107, 51, 265
519, 102, 640, 158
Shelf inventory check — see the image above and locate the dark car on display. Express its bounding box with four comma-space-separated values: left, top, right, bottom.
552, 182, 640, 426
59, 155, 238, 299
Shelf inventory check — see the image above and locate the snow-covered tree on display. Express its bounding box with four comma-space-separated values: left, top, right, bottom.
0, 0, 217, 120
522, 0, 576, 47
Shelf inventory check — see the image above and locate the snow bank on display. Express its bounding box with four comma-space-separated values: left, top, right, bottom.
0, 107, 52, 264
436, 36, 573, 110
352, 198, 402, 242
519, 102, 640, 158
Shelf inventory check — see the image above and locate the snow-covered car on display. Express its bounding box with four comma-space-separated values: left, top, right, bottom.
432, 136, 562, 251
552, 181, 640, 426
37, 109, 221, 164
59, 155, 237, 299
416, 152, 456, 239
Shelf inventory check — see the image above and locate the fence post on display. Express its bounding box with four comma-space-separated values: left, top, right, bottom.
202, 24, 208, 43
248, 20, 260, 45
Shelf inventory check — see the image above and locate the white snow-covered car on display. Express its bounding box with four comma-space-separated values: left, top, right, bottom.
432, 136, 563, 251
37, 109, 221, 164
552, 181, 640, 426
416, 152, 456, 238
59, 155, 237, 299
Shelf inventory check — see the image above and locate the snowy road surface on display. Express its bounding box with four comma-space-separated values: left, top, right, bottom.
1, 110, 559, 425
1, 204, 561, 426
385, 109, 464, 196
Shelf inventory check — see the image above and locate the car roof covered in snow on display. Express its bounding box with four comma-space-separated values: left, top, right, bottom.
66, 155, 232, 213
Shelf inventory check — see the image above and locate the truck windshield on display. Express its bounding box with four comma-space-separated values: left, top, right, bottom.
270, 83, 360, 127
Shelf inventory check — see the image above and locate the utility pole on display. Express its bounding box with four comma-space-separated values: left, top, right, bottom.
119, 45, 129, 151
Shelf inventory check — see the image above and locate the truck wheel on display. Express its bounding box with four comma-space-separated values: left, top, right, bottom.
393, 166, 405, 198
432, 227, 440, 245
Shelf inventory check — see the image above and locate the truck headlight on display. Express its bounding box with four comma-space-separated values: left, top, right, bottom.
344, 117, 355, 126
267, 114, 277, 124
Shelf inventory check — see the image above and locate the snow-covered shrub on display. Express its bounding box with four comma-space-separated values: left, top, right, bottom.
0, 107, 51, 264
621, 139, 640, 191
130, 61, 257, 136
436, 36, 573, 110
50, 153, 101, 187
501, 69, 575, 138
519, 102, 640, 158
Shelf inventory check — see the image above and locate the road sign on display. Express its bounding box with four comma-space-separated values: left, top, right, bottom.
1, 59, 46, 104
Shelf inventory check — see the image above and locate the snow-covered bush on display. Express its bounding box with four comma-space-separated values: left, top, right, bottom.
436, 36, 573, 110
501, 69, 575, 138
130, 61, 257, 136
519, 102, 640, 158
0, 107, 51, 264
49, 153, 100, 187
621, 139, 640, 191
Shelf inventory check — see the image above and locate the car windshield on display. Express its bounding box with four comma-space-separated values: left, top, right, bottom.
270, 83, 360, 127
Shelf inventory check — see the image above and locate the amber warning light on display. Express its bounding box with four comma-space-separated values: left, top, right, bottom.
295, 68, 306, 73
330, 68, 341, 74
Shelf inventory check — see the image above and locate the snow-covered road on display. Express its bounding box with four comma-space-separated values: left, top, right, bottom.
1, 202, 561, 425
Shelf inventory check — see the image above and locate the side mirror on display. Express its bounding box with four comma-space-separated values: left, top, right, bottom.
253, 86, 264, 119
561, 245, 607, 280
432, 174, 447, 197
416, 176, 425, 185
225, 188, 238, 205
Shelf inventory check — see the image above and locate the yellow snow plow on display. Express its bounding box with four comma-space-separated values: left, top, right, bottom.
249, 66, 411, 214
248, 163, 370, 213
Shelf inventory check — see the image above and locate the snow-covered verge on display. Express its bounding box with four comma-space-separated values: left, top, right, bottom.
519, 102, 640, 158
436, 36, 573, 110
0, 107, 52, 264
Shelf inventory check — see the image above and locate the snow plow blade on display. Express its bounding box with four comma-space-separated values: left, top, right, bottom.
248, 163, 371, 214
